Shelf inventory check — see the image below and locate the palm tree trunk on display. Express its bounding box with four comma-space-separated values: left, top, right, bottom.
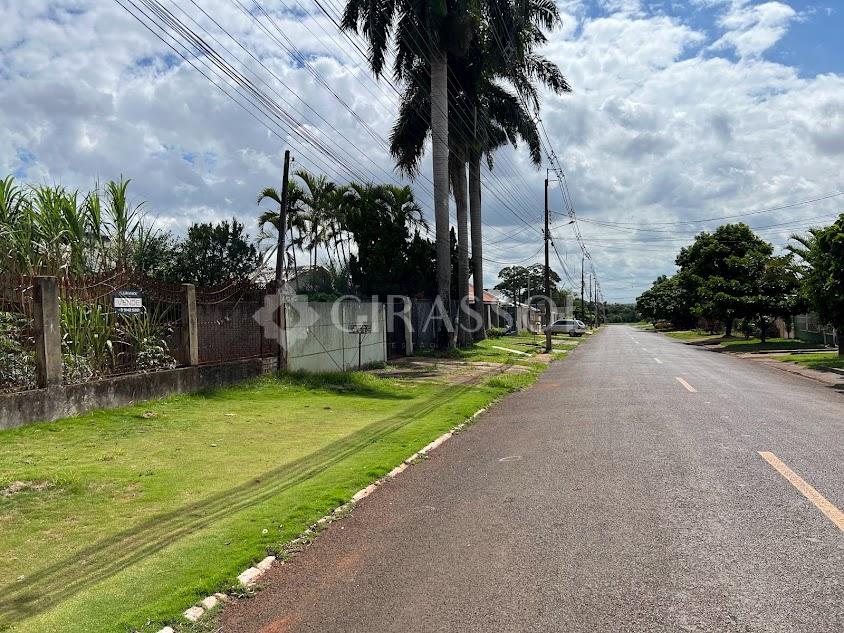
469, 151, 485, 340
452, 150, 471, 347
431, 49, 453, 349
290, 226, 299, 292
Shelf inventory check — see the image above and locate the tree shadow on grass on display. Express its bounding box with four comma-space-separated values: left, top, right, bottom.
0, 365, 506, 628
194, 370, 413, 402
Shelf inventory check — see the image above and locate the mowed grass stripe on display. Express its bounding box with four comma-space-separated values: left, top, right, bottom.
0, 366, 514, 628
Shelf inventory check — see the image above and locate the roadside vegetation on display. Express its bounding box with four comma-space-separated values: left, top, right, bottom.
0, 358, 547, 633
636, 216, 844, 366
414, 331, 580, 365
660, 329, 822, 352
776, 352, 844, 371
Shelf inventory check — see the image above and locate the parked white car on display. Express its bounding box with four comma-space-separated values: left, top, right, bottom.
544, 318, 587, 336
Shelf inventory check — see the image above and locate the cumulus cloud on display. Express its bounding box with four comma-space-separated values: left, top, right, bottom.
0, 0, 841, 302
711, 1, 798, 58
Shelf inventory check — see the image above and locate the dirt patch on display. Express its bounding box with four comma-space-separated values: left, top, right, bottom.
1, 480, 54, 497
378, 358, 531, 385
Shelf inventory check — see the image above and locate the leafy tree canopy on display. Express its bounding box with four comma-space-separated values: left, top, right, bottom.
162, 218, 262, 288
789, 213, 844, 354
494, 264, 561, 303
344, 184, 437, 299
675, 223, 774, 335
636, 275, 688, 326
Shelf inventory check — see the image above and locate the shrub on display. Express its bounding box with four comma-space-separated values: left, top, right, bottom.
0, 312, 36, 391
0, 350, 36, 391
487, 327, 506, 338
63, 353, 95, 384
135, 339, 177, 373
117, 309, 177, 372
60, 300, 115, 377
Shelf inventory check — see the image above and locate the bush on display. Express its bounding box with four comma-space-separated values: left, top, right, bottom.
0, 312, 36, 391
135, 339, 177, 373
61, 301, 116, 376
487, 327, 506, 338
63, 353, 96, 384
117, 310, 177, 372
0, 350, 36, 391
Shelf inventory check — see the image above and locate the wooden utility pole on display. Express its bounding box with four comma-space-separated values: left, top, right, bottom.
580, 255, 585, 322
544, 174, 552, 352
276, 150, 291, 371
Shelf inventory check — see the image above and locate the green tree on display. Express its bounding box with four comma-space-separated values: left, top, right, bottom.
635, 275, 693, 327
294, 169, 339, 269
343, 0, 477, 342
603, 303, 637, 323
469, 0, 570, 331
675, 224, 774, 336
789, 214, 844, 355
257, 179, 308, 289
388, 0, 568, 344
494, 263, 559, 303
343, 184, 436, 298
742, 254, 804, 342
163, 218, 261, 288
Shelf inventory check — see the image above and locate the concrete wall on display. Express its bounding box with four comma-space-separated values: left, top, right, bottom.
1, 300, 389, 430
286, 301, 386, 372
0, 359, 265, 431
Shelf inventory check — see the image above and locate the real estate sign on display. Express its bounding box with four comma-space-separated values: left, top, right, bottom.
113, 289, 143, 315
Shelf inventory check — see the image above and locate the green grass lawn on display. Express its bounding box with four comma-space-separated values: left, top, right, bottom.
718, 338, 826, 353
414, 333, 579, 364
0, 363, 545, 633
660, 331, 827, 353
662, 329, 725, 342
776, 351, 844, 371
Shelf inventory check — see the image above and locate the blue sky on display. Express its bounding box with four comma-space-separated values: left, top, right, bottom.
769, 2, 843, 75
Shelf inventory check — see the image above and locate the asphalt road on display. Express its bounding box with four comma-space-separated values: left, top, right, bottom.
222, 325, 844, 633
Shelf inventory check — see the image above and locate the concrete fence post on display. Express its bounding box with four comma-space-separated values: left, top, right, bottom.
181, 283, 199, 366
402, 297, 414, 356
382, 303, 388, 363
33, 276, 62, 388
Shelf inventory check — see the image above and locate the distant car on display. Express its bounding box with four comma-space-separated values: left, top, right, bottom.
544, 319, 587, 337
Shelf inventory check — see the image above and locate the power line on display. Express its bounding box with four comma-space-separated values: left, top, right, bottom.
118, 0, 537, 255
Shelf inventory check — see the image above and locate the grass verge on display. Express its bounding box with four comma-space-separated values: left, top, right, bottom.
413, 332, 579, 364
776, 352, 844, 371
0, 360, 549, 632
718, 338, 824, 353
661, 329, 726, 343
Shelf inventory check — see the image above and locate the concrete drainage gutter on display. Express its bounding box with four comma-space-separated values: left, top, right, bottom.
159, 406, 489, 632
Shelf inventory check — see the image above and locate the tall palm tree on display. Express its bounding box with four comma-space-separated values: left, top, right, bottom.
468, 0, 570, 338
342, 0, 477, 348
257, 180, 305, 288
294, 169, 338, 269
387, 0, 569, 343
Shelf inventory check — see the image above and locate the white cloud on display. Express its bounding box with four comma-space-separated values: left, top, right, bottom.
711, 1, 798, 58
0, 0, 840, 303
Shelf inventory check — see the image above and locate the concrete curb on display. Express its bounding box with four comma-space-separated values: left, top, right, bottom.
163, 405, 490, 631
743, 356, 844, 386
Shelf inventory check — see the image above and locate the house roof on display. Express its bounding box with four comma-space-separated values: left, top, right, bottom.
468, 285, 500, 303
